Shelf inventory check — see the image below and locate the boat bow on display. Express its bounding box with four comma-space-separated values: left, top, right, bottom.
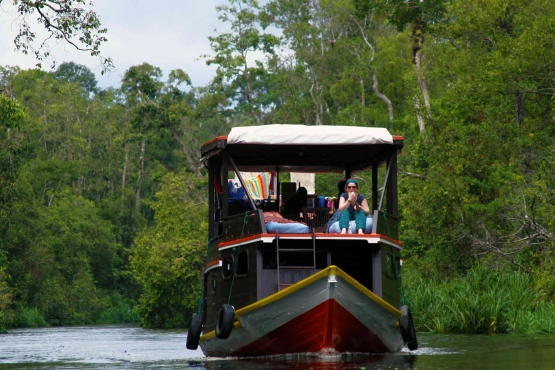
199, 266, 404, 357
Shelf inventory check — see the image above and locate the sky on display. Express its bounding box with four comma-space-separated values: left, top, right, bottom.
0, 0, 231, 89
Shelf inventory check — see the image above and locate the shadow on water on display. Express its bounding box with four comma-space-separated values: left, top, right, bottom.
3, 326, 555, 369
0, 356, 418, 370
197, 352, 417, 370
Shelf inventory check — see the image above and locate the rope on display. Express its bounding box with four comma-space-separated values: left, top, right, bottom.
227, 211, 249, 305
394, 252, 407, 306
197, 238, 213, 314
381, 211, 392, 238
382, 211, 407, 305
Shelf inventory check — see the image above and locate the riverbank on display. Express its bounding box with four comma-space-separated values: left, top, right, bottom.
2, 297, 138, 333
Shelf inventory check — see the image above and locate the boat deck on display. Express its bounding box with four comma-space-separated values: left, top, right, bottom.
217, 232, 403, 251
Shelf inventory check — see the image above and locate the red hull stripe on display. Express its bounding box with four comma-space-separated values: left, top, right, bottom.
232, 299, 389, 356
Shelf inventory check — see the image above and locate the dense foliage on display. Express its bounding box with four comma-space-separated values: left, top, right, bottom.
1, 0, 554, 333
0, 64, 221, 330
132, 170, 207, 328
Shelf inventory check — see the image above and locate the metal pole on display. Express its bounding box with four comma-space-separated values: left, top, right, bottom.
276, 230, 280, 291
225, 152, 257, 211
378, 156, 393, 212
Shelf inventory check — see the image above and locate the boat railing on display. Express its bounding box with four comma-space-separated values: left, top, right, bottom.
302, 207, 332, 233
372, 209, 399, 240
223, 209, 267, 241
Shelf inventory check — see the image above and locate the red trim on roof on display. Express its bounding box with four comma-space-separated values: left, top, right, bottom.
205, 260, 221, 270
392, 135, 404, 141
201, 136, 228, 149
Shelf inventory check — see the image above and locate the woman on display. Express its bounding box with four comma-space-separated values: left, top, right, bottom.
337, 179, 370, 234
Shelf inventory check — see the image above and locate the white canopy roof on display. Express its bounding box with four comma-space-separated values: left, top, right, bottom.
227, 125, 394, 146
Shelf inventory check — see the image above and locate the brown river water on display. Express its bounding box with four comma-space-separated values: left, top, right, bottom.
1, 325, 555, 369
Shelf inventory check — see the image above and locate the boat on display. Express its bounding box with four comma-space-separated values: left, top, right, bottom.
186, 124, 418, 357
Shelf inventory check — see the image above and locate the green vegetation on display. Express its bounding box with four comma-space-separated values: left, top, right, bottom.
405, 268, 555, 335
98, 294, 139, 324
14, 307, 48, 328
131, 171, 207, 328
1, 0, 555, 334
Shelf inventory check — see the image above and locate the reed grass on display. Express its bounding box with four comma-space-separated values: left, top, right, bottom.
405, 268, 555, 334
98, 295, 138, 324
15, 307, 49, 328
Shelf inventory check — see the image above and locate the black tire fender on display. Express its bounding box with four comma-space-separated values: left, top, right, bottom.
400, 305, 418, 351
215, 304, 235, 340
186, 312, 203, 350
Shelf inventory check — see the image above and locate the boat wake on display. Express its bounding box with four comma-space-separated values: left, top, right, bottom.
400, 346, 460, 355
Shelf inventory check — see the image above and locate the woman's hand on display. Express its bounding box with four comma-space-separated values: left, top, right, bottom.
359, 198, 370, 215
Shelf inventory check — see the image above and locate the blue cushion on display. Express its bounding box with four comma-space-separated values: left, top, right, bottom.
328, 217, 373, 234
266, 221, 309, 234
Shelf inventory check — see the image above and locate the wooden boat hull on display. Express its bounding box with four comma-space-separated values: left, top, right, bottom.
199, 266, 404, 357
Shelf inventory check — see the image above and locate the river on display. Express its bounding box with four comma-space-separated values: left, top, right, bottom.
1, 325, 555, 369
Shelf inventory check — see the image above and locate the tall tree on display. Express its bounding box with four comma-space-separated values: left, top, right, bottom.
263, 0, 411, 127
0, 92, 25, 234
0, 92, 24, 332
53, 62, 99, 95
400, 0, 555, 284
1, 67, 131, 323
205, 0, 279, 123
121, 63, 202, 177
377, 0, 450, 131
132, 170, 207, 328
265, 0, 347, 125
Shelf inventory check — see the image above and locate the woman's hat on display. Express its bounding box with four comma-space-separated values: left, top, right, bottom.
345, 178, 358, 188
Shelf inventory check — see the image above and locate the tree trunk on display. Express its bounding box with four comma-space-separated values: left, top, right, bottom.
414, 96, 426, 133
135, 138, 145, 213
360, 79, 365, 107
515, 92, 526, 125
351, 15, 394, 123
171, 129, 202, 177
121, 142, 129, 218
412, 22, 431, 132
372, 72, 393, 122
244, 67, 253, 104
310, 80, 323, 125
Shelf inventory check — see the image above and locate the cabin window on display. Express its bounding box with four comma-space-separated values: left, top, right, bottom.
394, 255, 401, 279
386, 254, 394, 279
210, 274, 217, 295
236, 250, 249, 276
222, 255, 234, 278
